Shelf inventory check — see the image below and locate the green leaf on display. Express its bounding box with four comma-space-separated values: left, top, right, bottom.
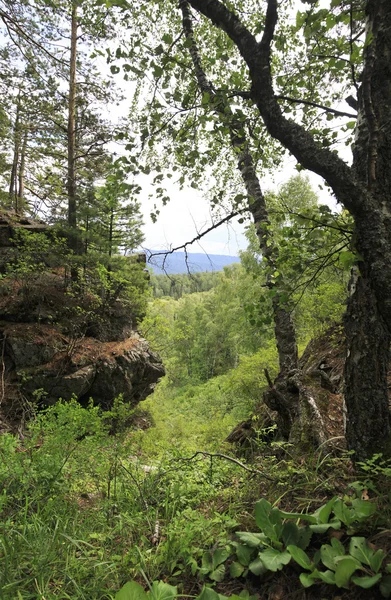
236, 532, 267, 548
115, 582, 148, 600
201, 552, 213, 574
152, 66, 164, 78
333, 500, 355, 526
235, 544, 254, 567
310, 519, 341, 533
209, 564, 226, 582
317, 570, 336, 585
196, 587, 221, 600
162, 33, 173, 45
380, 575, 391, 598
299, 572, 318, 588
150, 581, 177, 600
370, 549, 386, 573
259, 549, 291, 572
230, 562, 245, 578
349, 537, 375, 568
282, 522, 299, 547
351, 499, 377, 520
297, 527, 313, 550
212, 548, 230, 569
320, 543, 340, 571
335, 557, 360, 589
331, 537, 345, 556
313, 497, 337, 524
254, 499, 283, 542
248, 557, 267, 576
351, 573, 382, 588
287, 545, 313, 570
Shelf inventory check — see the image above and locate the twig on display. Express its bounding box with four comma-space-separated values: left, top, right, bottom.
119, 460, 149, 509
173, 450, 275, 481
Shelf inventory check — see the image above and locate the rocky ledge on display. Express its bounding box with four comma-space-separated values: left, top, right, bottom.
0, 322, 165, 433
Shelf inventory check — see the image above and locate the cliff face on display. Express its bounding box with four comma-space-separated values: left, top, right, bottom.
0, 323, 164, 434
0, 211, 164, 434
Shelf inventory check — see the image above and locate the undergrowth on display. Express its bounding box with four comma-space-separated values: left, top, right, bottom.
1, 395, 390, 599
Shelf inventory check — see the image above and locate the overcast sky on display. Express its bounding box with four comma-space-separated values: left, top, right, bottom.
138, 159, 338, 258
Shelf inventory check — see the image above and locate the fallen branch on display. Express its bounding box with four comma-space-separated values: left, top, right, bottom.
173, 450, 275, 481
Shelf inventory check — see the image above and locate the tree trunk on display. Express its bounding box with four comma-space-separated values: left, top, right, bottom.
9, 96, 21, 210
343, 0, 391, 460
67, 2, 78, 267
16, 129, 28, 214
180, 0, 301, 438
344, 274, 391, 461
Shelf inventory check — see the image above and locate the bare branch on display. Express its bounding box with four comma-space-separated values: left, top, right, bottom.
276, 95, 356, 119
148, 208, 244, 259
172, 451, 275, 481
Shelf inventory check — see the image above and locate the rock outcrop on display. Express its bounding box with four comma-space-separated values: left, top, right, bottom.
0, 322, 164, 434
0, 210, 164, 434
227, 324, 347, 450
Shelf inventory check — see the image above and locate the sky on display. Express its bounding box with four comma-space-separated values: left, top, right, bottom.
138, 159, 339, 258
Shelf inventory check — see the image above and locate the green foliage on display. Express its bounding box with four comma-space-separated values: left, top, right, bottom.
2, 227, 149, 329
151, 271, 219, 300
196, 493, 390, 596
0, 399, 245, 598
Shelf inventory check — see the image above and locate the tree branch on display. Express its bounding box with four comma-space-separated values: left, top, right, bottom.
187, 0, 365, 216
147, 208, 244, 259
276, 95, 356, 119
172, 451, 275, 481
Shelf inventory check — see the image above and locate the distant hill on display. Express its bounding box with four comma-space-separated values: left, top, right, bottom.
146, 251, 240, 275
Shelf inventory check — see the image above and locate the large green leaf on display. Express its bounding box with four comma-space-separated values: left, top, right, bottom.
317, 570, 336, 585
297, 526, 312, 550
312, 497, 337, 524
276, 509, 316, 524
299, 572, 318, 588
349, 537, 385, 570
115, 582, 149, 600
248, 557, 267, 576
236, 532, 267, 548
209, 564, 226, 583
351, 499, 376, 520
351, 573, 382, 588
230, 562, 245, 578
287, 545, 313, 570
309, 519, 341, 533
254, 499, 283, 542
333, 500, 355, 526
212, 548, 230, 569
234, 543, 254, 566
320, 543, 341, 571
334, 557, 361, 588
150, 581, 177, 600
201, 552, 213, 574
330, 537, 345, 556
282, 522, 299, 547
259, 549, 291, 572
197, 587, 225, 600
